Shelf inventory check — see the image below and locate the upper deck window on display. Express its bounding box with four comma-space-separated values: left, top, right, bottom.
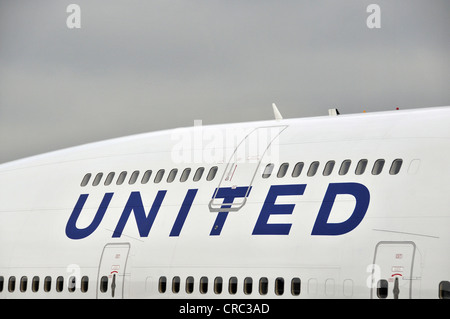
389, 159, 403, 175
372, 159, 385, 175
355, 159, 368, 175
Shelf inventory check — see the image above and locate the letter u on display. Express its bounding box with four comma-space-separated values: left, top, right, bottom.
65, 193, 113, 239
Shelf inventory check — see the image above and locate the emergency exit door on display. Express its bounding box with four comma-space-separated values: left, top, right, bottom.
97, 243, 130, 299
209, 125, 287, 212
371, 241, 416, 299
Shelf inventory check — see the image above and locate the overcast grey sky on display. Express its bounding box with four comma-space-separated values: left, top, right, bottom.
0, 0, 449, 163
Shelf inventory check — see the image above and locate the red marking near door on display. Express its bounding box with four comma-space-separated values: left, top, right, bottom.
391, 273, 403, 277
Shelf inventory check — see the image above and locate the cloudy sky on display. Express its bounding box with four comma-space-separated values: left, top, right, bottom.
0, 0, 449, 163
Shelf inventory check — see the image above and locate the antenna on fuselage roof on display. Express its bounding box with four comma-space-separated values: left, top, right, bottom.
272, 103, 283, 121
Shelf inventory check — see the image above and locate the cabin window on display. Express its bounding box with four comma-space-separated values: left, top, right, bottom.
439, 281, 450, 299
180, 168, 191, 182
20, 276, 28, 292
104, 172, 115, 186
275, 277, 285, 296
307, 161, 319, 177
8, 276, 16, 292
377, 279, 388, 298
291, 278, 301, 296
207, 166, 218, 181
372, 159, 385, 175
259, 277, 268, 295
172, 276, 180, 293
186, 277, 194, 294
81, 173, 91, 187
93, 173, 103, 186
292, 162, 304, 177
32, 276, 39, 292
56, 276, 64, 292
158, 276, 167, 293
129, 170, 140, 184
200, 277, 208, 294
154, 169, 165, 183
116, 171, 127, 185
214, 277, 223, 294
244, 277, 253, 295
141, 170, 152, 184
389, 159, 403, 175
323, 161, 335, 176
167, 169, 178, 183
277, 163, 289, 178
0, 276, 3, 292
81, 276, 89, 293
100, 276, 108, 293
262, 163, 274, 178
355, 159, 368, 175
229, 277, 238, 295
339, 160, 351, 175
68, 276, 76, 292
44, 276, 52, 292
193, 167, 205, 181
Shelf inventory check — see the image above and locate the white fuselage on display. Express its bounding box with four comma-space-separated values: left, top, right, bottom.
1, 107, 449, 299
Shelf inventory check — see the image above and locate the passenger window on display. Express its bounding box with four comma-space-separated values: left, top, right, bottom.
68, 276, 76, 292
56, 276, 64, 292
277, 163, 289, 178
439, 281, 450, 299
259, 277, 268, 295
0, 276, 3, 292
307, 161, 319, 177
141, 170, 152, 184
99, 276, 108, 293
32, 276, 39, 292
20, 276, 27, 292
186, 277, 194, 294
154, 169, 165, 183
229, 277, 238, 295
200, 277, 208, 294
372, 159, 385, 175
104, 172, 115, 186
129, 170, 140, 184
389, 159, 403, 175
167, 169, 178, 183
92, 173, 103, 186
206, 166, 218, 181
214, 277, 223, 294
339, 160, 351, 175
275, 277, 284, 296
355, 159, 368, 175
158, 276, 167, 293
81, 173, 92, 187
180, 168, 191, 182
81, 276, 89, 293
44, 276, 52, 292
8, 276, 16, 292
116, 171, 127, 185
291, 162, 304, 177
262, 163, 274, 178
193, 167, 205, 181
291, 278, 301, 296
323, 161, 335, 176
377, 279, 388, 298
172, 276, 180, 293
244, 277, 253, 295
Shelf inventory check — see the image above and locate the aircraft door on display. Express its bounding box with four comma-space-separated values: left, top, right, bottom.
209, 125, 287, 212
370, 241, 416, 299
97, 243, 130, 299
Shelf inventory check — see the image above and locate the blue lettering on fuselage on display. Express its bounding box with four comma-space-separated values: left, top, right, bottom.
65, 182, 370, 240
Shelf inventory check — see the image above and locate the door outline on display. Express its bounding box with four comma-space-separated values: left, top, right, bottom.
370, 241, 416, 299
97, 242, 130, 299
209, 125, 288, 212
